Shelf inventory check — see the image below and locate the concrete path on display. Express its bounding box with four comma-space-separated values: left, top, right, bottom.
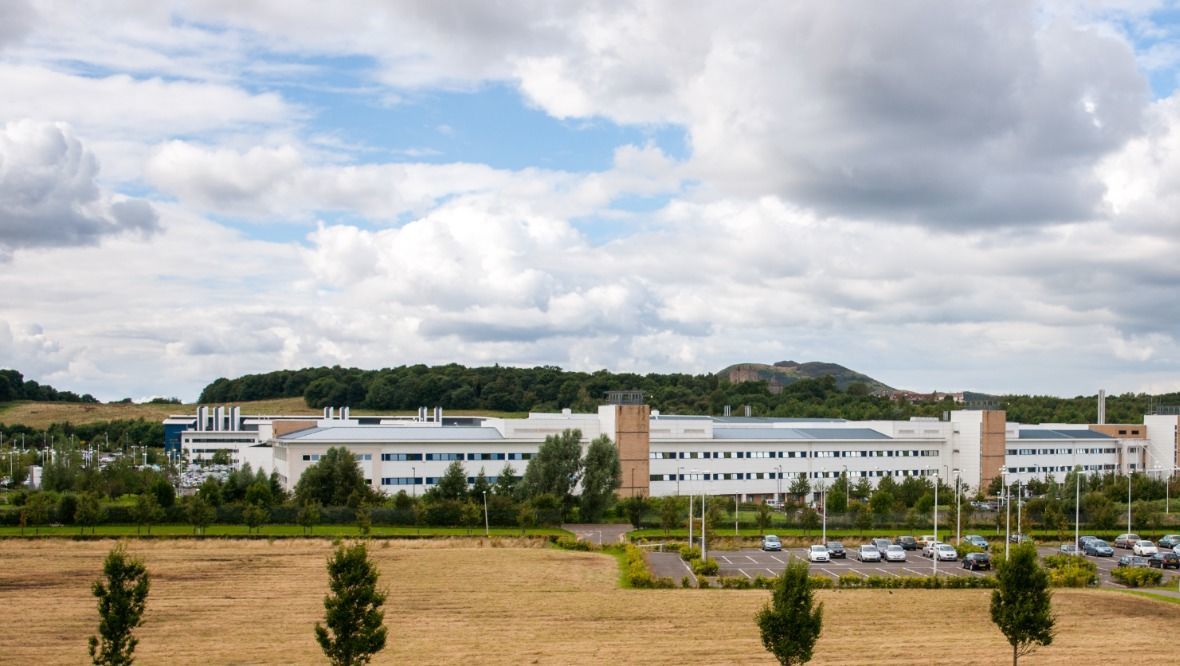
563, 523, 632, 545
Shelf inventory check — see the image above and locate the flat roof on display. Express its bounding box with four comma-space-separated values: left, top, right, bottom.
281, 426, 504, 442
1017, 429, 1112, 440
712, 427, 891, 440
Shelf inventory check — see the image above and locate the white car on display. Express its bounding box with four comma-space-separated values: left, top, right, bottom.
935, 544, 959, 561
1132, 540, 1158, 556
884, 545, 907, 562
808, 545, 831, 563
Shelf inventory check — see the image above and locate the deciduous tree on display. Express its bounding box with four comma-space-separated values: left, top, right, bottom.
579, 435, 621, 522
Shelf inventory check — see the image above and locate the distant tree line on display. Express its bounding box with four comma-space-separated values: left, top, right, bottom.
0, 369, 98, 404
196, 363, 1180, 422
0, 419, 166, 451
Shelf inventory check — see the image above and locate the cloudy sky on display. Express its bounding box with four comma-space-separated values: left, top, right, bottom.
1, 1, 1179, 402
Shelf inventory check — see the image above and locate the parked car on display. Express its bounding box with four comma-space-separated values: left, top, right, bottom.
1148, 552, 1180, 569
922, 541, 939, 558
808, 544, 831, 563
761, 535, 782, 552
856, 545, 882, 562
919, 535, 937, 551
1008, 533, 1032, 544
825, 541, 846, 559
1117, 555, 1150, 568
1157, 534, 1180, 549
872, 538, 893, 554
1114, 534, 1142, 549
884, 545, 907, 562
1078, 535, 1099, 551
1133, 540, 1158, 556
963, 534, 990, 551
895, 535, 918, 551
935, 544, 958, 561
1058, 543, 1080, 555
963, 552, 992, 571
765, 499, 784, 510
1084, 539, 1114, 557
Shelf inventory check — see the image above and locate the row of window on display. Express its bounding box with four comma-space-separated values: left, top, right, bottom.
379, 452, 534, 462
1006, 464, 1119, 474
650, 449, 940, 460
651, 469, 936, 482
303, 453, 373, 462
380, 476, 503, 486
185, 437, 256, 444
1007, 447, 1119, 456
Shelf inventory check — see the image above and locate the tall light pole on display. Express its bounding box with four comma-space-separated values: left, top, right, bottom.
482, 490, 489, 537
677, 466, 683, 496
701, 478, 709, 562
1127, 470, 1133, 535
411, 465, 417, 498
734, 494, 739, 537
775, 465, 782, 504
1017, 480, 1023, 537
821, 483, 827, 544
1073, 465, 1083, 556
1002, 467, 1010, 560
954, 469, 961, 545
933, 471, 939, 577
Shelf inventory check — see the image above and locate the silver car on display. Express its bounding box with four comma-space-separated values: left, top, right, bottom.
884, 545, 907, 562
935, 544, 958, 561
857, 545, 882, 562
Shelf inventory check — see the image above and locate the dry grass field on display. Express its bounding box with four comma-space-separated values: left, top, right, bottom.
0, 539, 1176, 665
0, 398, 525, 428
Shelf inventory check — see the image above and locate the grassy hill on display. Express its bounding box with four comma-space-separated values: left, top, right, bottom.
718, 360, 895, 393
0, 397, 526, 429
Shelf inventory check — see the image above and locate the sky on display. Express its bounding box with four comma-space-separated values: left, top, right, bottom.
1, 1, 1180, 402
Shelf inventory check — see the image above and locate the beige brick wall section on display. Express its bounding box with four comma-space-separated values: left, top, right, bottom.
614, 404, 651, 498
979, 410, 1007, 492
1088, 424, 1147, 439
272, 420, 317, 439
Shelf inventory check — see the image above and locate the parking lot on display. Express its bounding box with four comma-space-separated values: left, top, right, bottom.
700, 542, 1180, 588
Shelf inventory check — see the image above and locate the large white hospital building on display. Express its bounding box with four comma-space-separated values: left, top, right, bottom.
166, 397, 1180, 501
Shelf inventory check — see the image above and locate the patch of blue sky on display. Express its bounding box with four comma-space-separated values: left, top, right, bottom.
1116, 6, 1180, 98
265, 59, 690, 172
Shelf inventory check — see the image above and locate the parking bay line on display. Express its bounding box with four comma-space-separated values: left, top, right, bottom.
738, 568, 752, 579
770, 555, 785, 564
875, 567, 899, 577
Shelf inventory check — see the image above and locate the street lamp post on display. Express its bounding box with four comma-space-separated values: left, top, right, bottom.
482, 490, 489, 537
954, 469, 961, 545
821, 484, 827, 545
1074, 466, 1082, 555
1001, 467, 1010, 560
411, 466, 417, 498
1127, 470, 1132, 536
677, 466, 683, 496
701, 485, 708, 562
775, 465, 782, 504
1017, 481, 1023, 537
933, 471, 939, 577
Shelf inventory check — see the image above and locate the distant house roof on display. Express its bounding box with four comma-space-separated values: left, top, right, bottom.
1017, 429, 1112, 440
712, 427, 891, 440
280, 426, 504, 442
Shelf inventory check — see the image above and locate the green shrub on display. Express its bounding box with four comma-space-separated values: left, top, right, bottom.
1111, 567, 1163, 588
692, 557, 719, 576
681, 575, 693, 588
623, 545, 674, 589
678, 545, 701, 562
553, 537, 593, 551
808, 575, 834, 589
719, 576, 753, 589
1043, 555, 1098, 588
